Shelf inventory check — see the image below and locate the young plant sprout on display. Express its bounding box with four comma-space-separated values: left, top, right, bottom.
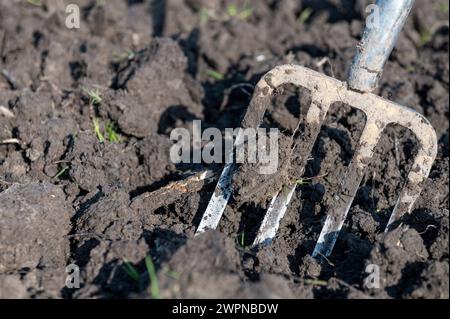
53, 166, 69, 179
206, 69, 224, 81
121, 255, 164, 298
27, 0, 41, 6
227, 4, 253, 20
123, 258, 140, 282
92, 119, 122, 143
83, 87, 102, 106
200, 3, 253, 23
92, 118, 105, 143
106, 122, 121, 143
145, 255, 160, 299
237, 232, 245, 247
419, 26, 433, 46
298, 7, 313, 24
305, 279, 328, 286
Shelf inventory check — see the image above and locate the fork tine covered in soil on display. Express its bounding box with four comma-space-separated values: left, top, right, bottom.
196, 162, 234, 234
312, 98, 437, 257
312, 0, 437, 257
196, 0, 438, 259
196, 130, 247, 234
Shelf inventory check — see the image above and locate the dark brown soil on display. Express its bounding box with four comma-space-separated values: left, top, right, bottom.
0, 0, 448, 299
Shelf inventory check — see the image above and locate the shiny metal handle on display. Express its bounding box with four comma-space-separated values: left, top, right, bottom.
348, 0, 415, 93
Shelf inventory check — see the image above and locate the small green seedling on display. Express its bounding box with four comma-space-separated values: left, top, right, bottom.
281, 173, 328, 199
298, 7, 313, 24
294, 178, 311, 186
27, 0, 41, 6
305, 279, 327, 286
92, 118, 105, 143
126, 49, 135, 60
145, 255, 160, 299
238, 7, 253, 20
106, 122, 121, 143
92, 119, 122, 143
83, 87, 102, 106
122, 256, 161, 298
237, 232, 245, 247
419, 26, 432, 46
227, 4, 238, 17
200, 4, 252, 23
227, 4, 253, 20
53, 166, 69, 179
292, 173, 328, 187
200, 8, 211, 23
206, 69, 224, 81
123, 258, 140, 282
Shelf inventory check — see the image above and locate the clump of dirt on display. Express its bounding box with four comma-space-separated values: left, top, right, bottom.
0, 182, 72, 298
365, 226, 430, 298
108, 38, 204, 137
0, 0, 448, 299
232, 132, 295, 205
146, 230, 313, 299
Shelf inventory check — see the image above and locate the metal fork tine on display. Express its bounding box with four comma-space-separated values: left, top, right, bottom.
195, 162, 234, 235
253, 184, 297, 246
313, 119, 437, 257
386, 138, 437, 231
196, 131, 247, 235
312, 120, 383, 257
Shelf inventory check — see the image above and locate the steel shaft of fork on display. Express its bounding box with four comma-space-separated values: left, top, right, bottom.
348, 0, 416, 93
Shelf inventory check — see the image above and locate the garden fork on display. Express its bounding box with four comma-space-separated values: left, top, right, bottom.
196, 0, 437, 258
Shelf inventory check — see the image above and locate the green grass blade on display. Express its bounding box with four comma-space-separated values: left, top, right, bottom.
145, 255, 160, 299
53, 166, 68, 179
122, 259, 140, 282
92, 118, 105, 143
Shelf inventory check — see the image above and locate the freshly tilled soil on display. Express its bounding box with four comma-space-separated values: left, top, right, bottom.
0, 0, 448, 298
